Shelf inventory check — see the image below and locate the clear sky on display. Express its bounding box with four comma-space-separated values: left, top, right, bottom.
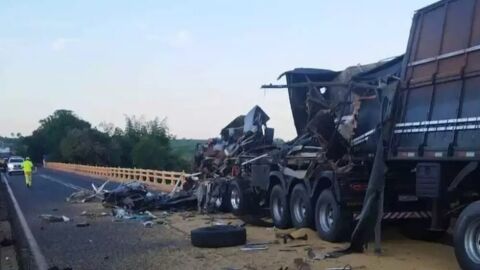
0, 0, 434, 140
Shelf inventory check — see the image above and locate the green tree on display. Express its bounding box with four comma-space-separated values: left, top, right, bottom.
27, 110, 91, 162
19, 109, 192, 172
59, 128, 111, 165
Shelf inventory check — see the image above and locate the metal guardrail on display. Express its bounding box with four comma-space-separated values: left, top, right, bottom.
45, 162, 186, 192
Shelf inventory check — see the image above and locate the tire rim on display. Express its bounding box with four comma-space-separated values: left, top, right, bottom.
465, 217, 480, 264
293, 196, 306, 223
230, 188, 240, 210
215, 197, 222, 208
319, 203, 334, 232
273, 196, 284, 221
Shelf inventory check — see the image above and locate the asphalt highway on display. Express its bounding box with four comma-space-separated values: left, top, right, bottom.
2, 168, 190, 270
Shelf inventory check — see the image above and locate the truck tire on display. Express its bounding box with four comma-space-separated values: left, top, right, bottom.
315, 189, 352, 242
191, 225, 246, 248
289, 184, 313, 228
454, 201, 480, 270
229, 178, 252, 216
270, 184, 291, 229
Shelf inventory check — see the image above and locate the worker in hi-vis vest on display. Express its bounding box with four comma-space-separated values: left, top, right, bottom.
22, 157, 34, 188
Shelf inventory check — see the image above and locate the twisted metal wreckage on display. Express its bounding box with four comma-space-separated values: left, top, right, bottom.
78, 55, 403, 252
191, 55, 404, 251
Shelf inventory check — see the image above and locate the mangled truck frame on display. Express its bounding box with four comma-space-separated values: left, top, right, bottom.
233, 0, 480, 269
235, 57, 406, 243
193, 0, 480, 268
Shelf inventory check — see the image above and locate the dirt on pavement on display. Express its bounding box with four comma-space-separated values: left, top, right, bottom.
157, 212, 459, 270
34, 199, 459, 270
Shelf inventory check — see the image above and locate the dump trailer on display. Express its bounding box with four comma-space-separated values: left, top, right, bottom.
388, 0, 480, 268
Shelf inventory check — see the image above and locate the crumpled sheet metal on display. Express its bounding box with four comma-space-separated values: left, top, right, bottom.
102, 181, 199, 212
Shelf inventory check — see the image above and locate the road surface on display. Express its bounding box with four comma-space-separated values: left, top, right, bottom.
2, 168, 460, 270
2, 168, 193, 270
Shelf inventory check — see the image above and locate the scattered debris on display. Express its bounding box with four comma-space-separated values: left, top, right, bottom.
307, 248, 340, 261
279, 249, 296, 252
39, 214, 70, 223
112, 208, 156, 223
143, 221, 154, 228
287, 244, 310, 248
66, 181, 109, 203
76, 222, 90, 227
80, 210, 109, 218
326, 265, 366, 270
289, 229, 309, 240
293, 258, 311, 270
102, 181, 198, 212
240, 244, 268, 251
277, 230, 309, 244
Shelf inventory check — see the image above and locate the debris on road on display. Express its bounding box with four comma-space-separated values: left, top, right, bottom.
75, 222, 90, 227
143, 221, 154, 228
39, 214, 70, 223
240, 244, 268, 251
293, 258, 311, 270
325, 265, 366, 270
66, 181, 109, 203
191, 225, 246, 248
307, 248, 341, 261
102, 181, 198, 212
103, 182, 150, 210
277, 230, 309, 244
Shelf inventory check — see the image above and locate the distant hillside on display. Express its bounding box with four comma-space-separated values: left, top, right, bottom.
170, 139, 207, 162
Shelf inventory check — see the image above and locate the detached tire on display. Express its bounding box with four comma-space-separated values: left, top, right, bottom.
289, 184, 313, 228
270, 184, 291, 229
191, 225, 246, 248
315, 189, 352, 242
454, 201, 480, 270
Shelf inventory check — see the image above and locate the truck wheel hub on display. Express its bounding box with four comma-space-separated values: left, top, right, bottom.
273, 197, 284, 221
293, 197, 306, 222
319, 203, 334, 232
465, 217, 480, 264
230, 188, 240, 210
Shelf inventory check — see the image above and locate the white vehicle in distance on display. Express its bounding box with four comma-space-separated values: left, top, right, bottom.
7, 156, 24, 176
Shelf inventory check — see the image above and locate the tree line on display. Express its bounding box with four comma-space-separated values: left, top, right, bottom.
14, 109, 191, 172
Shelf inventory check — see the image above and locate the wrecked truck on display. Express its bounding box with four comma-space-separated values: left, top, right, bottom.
227, 56, 406, 241
192, 106, 279, 213
234, 0, 480, 268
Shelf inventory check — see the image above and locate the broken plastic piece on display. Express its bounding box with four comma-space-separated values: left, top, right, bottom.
39, 214, 70, 223
143, 221, 154, 228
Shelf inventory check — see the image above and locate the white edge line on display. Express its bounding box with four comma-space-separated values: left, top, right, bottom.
39, 174, 105, 199
1, 173, 49, 270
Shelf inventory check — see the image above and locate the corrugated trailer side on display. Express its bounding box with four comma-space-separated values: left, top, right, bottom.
386, 1, 480, 268
391, 0, 480, 160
